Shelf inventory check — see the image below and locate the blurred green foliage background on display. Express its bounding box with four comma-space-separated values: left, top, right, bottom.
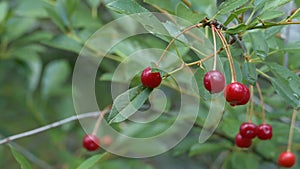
1, 0, 300, 168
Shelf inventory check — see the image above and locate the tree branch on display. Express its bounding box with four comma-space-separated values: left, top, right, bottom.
0, 111, 101, 145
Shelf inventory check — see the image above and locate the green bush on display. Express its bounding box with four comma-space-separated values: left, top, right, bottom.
0, 0, 300, 168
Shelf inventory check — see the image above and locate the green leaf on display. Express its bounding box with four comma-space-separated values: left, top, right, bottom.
268, 63, 300, 107
0, 1, 8, 23
64, 0, 79, 16
76, 153, 106, 169
224, 6, 254, 26
189, 143, 227, 156
107, 0, 148, 14
217, 0, 248, 15
261, 0, 291, 14
42, 34, 82, 53
108, 85, 153, 123
44, 6, 66, 32
281, 41, 300, 52
226, 23, 247, 34
144, 0, 171, 11
16, 54, 42, 92
220, 115, 240, 138
57, 0, 71, 27
172, 137, 196, 156
144, 0, 178, 12
255, 141, 277, 159
27, 57, 42, 93
194, 68, 210, 100
247, 30, 269, 60
259, 10, 285, 20
18, 31, 53, 43
106, 0, 168, 37
296, 0, 300, 7
73, 6, 102, 29
42, 60, 70, 98
242, 62, 257, 85
270, 78, 299, 108
99, 73, 114, 82
15, 0, 48, 18
229, 151, 258, 169
175, 3, 206, 24
9, 145, 33, 169
3, 18, 37, 43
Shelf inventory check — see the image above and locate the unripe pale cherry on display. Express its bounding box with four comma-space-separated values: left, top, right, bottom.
203, 70, 225, 94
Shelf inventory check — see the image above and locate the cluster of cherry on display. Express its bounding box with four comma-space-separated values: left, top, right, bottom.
235, 122, 272, 148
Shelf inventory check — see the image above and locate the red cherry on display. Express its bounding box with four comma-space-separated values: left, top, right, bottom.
278, 151, 296, 168
203, 70, 225, 94
235, 84, 250, 105
82, 134, 100, 151
235, 133, 252, 148
224, 82, 250, 106
257, 124, 272, 140
239, 122, 257, 139
141, 67, 162, 88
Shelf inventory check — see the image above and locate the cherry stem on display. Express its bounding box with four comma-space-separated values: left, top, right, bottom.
163, 53, 215, 78
185, 53, 214, 67
215, 29, 236, 82
256, 82, 266, 123
181, 0, 191, 7
92, 106, 111, 135
156, 23, 203, 67
249, 85, 254, 122
211, 25, 217, 71
246, 99, 250, 122
287, 108, 298, 152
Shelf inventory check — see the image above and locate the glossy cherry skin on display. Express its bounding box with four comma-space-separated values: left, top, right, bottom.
257, 124, 272, 140
235, 85, 250, 105
141, 67, 162, 88
82, 134, 100, 151
239, 122, 257, 139
203, 70, 225, 94
278, 151, 296, 168
235, 133, 252, 148
224, 82, 250, 106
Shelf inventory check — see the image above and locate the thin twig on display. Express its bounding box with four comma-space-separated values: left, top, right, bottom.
157, 23, 203, 66
0, 111, 101, 145
185, 47, 223, 67
211, 25, 218, 70
287, 108, 298, 152
245, 99, 250, 122
256, 82, 266, 123
247, 21, 300, 30
249, 85, 254, 122
181, 0, 191, 7
92, 106, 111, 135
215, 29, 236, 82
